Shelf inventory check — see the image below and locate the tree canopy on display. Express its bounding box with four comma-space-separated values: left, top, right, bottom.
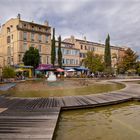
104, 34, 111, 69
117, 48, 138, 74
58, 35, 62, 68
51, 28, 56, 66
22, 47, 40, 68
83, 51, 104, 73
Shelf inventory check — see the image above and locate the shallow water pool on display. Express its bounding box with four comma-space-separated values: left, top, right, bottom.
0, 80, 125, 97
54, 102, 140, 140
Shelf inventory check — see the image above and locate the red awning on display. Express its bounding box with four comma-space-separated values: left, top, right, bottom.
36, 64, 54, 70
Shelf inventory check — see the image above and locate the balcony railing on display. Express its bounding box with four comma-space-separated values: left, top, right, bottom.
17, 25, 51, 35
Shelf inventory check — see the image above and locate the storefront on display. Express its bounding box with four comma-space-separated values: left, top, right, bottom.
14, 65, 33, 78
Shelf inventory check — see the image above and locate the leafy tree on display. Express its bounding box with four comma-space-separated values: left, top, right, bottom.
136, 61, 140, 75
51, 28, 56, 66
2, 66, 15, 78
22, 47, 40, 69
117, 48, 138, 74
104, 34, 111, 70
83, 51, 104, 73
58, 35, 62, 68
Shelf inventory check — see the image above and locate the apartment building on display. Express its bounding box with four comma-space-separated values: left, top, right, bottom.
55, 41, 80, 67
64, 36, 126, 68
0, 14, 51, 67
0, 15, 127, 71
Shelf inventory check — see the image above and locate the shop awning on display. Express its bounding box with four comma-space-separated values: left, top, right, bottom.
14, 65, 33, 69
67, 68, 76, 72
56, 68, 64, 72
15, 68, 24, 72
74, 66, 89, 71
36, 64, 54, 70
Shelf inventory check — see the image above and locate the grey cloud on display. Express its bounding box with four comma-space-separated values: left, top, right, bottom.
0, 0, 140, 53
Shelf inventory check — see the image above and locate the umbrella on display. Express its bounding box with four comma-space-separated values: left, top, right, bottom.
36, 64, 54, 70
67, 68, 75, 72
56, 68, 64, 72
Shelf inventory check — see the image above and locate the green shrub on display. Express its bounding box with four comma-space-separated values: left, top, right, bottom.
2, 66, 16, 78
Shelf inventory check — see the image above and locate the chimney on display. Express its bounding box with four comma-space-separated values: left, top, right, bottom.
83, 36, 86, 41
71, 35, 75, 43
44, 20, 49, 26
17, 13, 21, 19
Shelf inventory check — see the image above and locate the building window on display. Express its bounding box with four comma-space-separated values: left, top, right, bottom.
38, 45, 41, 52
88, 46, 90, 50
42, 56, 46, 64
71, 50, 74, 55
83, 53, 86, 58
76, 50, 79, 55
23, 43, 27, 51
63, 49, 66, 55
61, 48, 64, 54
46, 35, 48, 42
76, 60, 78, 65
7, 46, 11, 55
80, 53, 85, 58
85, 46, 87, 50
38, 34, 42, 42
11, 34, 13, 40
92, 47, 94, 51
62, 58, 65, 64
7, 57, 10, 64
7, 27, 10, 33
7, 36, 11, 43
23, 32, 27, 40
81, 45, 83, 49
47, 56, 49, 64
31, 44, 34, 48
66, 59, 68, 64
18, 54, 21, 62
11, 57, 14, 65
39, 56, 42, 64
55, 48, 58, 57
96, 47, 98, 51
31, 33, 34, 41
66, 49, 70, 54
11, 47, 14, 54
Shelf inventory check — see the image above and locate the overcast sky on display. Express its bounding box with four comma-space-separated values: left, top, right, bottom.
1, 0, 140, 54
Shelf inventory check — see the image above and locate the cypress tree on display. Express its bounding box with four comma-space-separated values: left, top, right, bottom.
104, 34, 111, 69
58, 35, 62, 68
51, 28, 56, 66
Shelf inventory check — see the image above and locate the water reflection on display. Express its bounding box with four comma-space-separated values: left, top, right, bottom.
54, 102, 140, 140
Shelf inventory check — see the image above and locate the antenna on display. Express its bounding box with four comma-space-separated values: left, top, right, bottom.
17, 13, 21, 19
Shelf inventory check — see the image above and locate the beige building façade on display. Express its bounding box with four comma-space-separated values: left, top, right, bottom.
0, 15, 127, 73
55, 41, 80, 67
0, 14, 51, 68
64, 36, 126, 69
